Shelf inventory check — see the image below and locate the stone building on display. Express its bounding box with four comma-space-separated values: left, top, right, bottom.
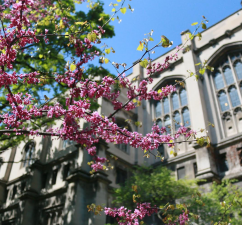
1, 9, 242, 225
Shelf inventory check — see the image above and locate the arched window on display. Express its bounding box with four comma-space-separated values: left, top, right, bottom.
180, 89, 187, 106
218, 91, 230, 112
153, 81, 190, 134
23, 142, 35, 167
223, 67, 234, 85
228, 86, 240, 107
155, 100, 162, 117
172, 93, 179, 110
173, 111, 181, 131
182, 108, 191, 127
234, 61, 242, 80
211, 51, 242, 137
163, 97, 170, 114
214, 71, 224, 90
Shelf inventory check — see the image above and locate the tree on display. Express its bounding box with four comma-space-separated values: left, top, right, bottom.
110, 166, 242, 224
0, 0, 114, 150
0, 0, 222, 224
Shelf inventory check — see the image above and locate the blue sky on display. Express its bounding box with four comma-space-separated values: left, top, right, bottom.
79, 0, 241, 76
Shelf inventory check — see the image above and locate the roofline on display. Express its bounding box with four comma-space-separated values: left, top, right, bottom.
199, 8, 242, 35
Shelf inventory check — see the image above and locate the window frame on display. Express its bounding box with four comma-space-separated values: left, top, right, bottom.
210, 51, 242, 138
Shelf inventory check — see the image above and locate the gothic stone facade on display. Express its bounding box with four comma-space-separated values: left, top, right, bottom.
1, 9, 242, 225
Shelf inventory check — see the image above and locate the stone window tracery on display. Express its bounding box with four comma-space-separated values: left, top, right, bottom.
153, 82, 191, 134
211, 51, 242, 137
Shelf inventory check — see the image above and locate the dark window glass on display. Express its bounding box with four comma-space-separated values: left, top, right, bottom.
158, 145, 164, 158
180, 89, 188, 106
12, 186, 17, 200
52, 169, 58, 185
172, 93, 179, 110
155, 100, 162, 117
42, 172, 48, 189
173, 111, 181, 131
163, 97, 170, 114
229, 86, 240, 107
21, 182, 26, 193
182, 108, 190, 127
218, 91, 230, 112
164, 116, 171, 134
214, 72, 225, 90
235, 61, 242, 80
219, 153, 229, 173
5, 188, 9, 202
177, 167, 185, 180
223, 67, 234, 85
23, 142, 35, 167
157, 119, 162, 129
116, 168, 127, 185
63, 164, 70, 180
193, 163, 197, 176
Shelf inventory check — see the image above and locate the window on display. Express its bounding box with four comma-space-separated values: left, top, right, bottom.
116, 168, 127, 185
116, 118, 131, 154
157, 145, 165, 158
172, 93, 179, 110
23, 142, 35, 167
11, 186, 17, 200
182, 107, 191, 127
155, 100, 162, 117
63, 164, 70, 180
163, 97, 170, 114
228, 86, 240, 107
42, 172, 48, 189
52, 169, 58, 185
218, 153, 229, 173
177, 167, 185, 180
154, 81, 190, 134
234, 61, 242, 80
212, 52, 242, 137
193, 163, 197, 176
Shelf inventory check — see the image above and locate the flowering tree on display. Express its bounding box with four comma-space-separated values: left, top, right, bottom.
0, 0, 214, 224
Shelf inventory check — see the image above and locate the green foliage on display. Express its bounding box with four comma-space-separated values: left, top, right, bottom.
112, 166, 196, 210
189, 179, 242, 224
0, 0, 115, 151
112, 166, 242, 224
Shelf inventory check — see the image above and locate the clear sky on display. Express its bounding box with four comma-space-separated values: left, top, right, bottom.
80, 0, 241, 76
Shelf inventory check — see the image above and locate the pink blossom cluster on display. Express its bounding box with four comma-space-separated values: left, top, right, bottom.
104, 203, 158, 225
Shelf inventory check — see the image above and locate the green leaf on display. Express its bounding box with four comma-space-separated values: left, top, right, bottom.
87, 32, 97, 42
104, 58, 109, 64
149, 37, 154, 41
105, 48, 111, 54
120, 7, 127, 14
137, 42, 144, 51
157, 89, 162, 94
139, 59, 148, 68
70, 63, 76, 71
191, 22, 198, 26
195, 63, 201, 66
199, 67, 206, 75
196, 137, 205, 146
161, 35, 172, 48
112, 8, 116, 12
117, 0, 121, 2
39, 54, 43, 59
197, 32, 202, 40
65, 32, 69, 38
202, 23, 207, 29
